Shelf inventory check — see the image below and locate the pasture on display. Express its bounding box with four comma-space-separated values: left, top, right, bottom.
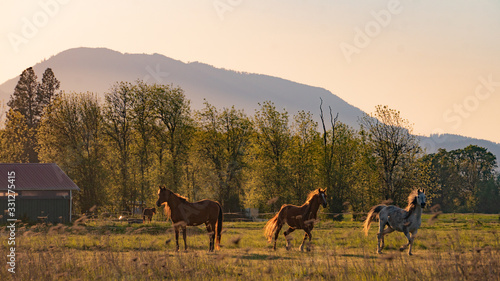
1, 213, 499, 280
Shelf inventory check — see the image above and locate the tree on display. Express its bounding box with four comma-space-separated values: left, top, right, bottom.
38, 93, 107, 212
359, 105, 421, 205
0, 110, 31, 162
319, 99, 342, 217
7, 67, 39, 162
196, 102, 252, 211
130, 81, 157, 209
103, 82, 135, 211
8, 67, 39, 128
425, 145, 498, 212
5, 67, 61, 163
290, 110, 319, 203
37, 68, 60, 110
154, 84, 193, 192
253, 101, 292, 209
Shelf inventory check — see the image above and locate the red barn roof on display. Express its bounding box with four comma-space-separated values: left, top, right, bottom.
0, 163, 80, 191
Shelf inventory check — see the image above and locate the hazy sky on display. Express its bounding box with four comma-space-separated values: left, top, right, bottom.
1, 0, 500, 143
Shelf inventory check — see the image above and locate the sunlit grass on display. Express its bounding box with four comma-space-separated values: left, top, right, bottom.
1, 213, 499, 280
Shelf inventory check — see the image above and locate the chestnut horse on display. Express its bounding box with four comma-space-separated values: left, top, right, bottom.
264, 188, 327, 251
156, 186, 223, 252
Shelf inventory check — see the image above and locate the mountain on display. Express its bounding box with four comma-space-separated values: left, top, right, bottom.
419, 134, 500, 163
1, 47, 499, 162
0, 47, 364, 129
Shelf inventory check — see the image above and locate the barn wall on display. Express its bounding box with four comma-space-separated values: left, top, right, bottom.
0, 198, 71, 224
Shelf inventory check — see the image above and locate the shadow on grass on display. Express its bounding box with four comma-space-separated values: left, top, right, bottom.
237, 253, 292, 260
340, 253, 377, 259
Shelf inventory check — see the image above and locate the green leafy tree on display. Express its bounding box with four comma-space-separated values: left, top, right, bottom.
253, 101, 292, 210
359, 105, 422, 206
196, 102, 252, 211
154, 84, 193, 192
289, 110, 319, 203
130, 81, 157, 209
425, 145, 497, 212
38, 93, 107, 212
0, 110, 31, 162
103, 82, 135, 211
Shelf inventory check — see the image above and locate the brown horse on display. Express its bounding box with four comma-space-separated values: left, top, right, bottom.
264, 188, 327, 251
156, 186, 223, 252
142, 207, 156, 223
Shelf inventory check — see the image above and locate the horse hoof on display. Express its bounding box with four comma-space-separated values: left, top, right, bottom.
408, 252, 413, 256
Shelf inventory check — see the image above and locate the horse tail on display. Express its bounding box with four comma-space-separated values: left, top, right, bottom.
215, 202, 223, 250
264, 212, 281, 243
363, 204, 386, 236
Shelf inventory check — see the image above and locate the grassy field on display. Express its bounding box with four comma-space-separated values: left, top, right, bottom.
1, 213, 499, 280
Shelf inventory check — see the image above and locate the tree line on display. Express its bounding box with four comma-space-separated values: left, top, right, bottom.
1, 67, 499, 216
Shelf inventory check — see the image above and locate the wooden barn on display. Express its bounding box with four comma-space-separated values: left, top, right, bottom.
0, 163, 80, 224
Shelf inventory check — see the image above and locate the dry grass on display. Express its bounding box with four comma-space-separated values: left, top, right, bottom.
1, 213, 499, 280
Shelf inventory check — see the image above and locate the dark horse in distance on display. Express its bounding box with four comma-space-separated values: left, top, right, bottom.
142, 207, 156, 223
264, 188, 327, 251
156, 186, 223, 252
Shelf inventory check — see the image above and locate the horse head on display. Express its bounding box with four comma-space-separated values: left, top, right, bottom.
156, 185, 169, 207
319, 188, 327, 208
417, 189, 426, 208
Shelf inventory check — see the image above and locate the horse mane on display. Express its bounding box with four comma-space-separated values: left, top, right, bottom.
302, 189, 323, 219
306, 189, 320, 203
161, 189, 189, 220
170, 191, 189, 202
404, 189, 419, 218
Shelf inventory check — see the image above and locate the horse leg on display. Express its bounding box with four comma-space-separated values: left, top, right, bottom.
273, 223, 283, 251
175, 227, 180, 251
377, 223, 393, 254
399, 227, 412, 253
283, 227, 295, 250
299, 229, 312, 252
407, 230, 418, 256
206, 223, 215, 252
182, 227, 188, 251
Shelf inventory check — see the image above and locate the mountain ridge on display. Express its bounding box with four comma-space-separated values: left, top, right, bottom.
1, 47, 499, 162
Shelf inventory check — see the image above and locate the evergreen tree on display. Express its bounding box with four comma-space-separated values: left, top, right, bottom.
8, 67, 39, 128
37, 68, 60, 110
5, 67, 61, 163
7, 67, 40, 162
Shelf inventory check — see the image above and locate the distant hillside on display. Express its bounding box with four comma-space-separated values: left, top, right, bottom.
1, 47, 499, 162
419, 134, 500, 163
0, 47, 365, 129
